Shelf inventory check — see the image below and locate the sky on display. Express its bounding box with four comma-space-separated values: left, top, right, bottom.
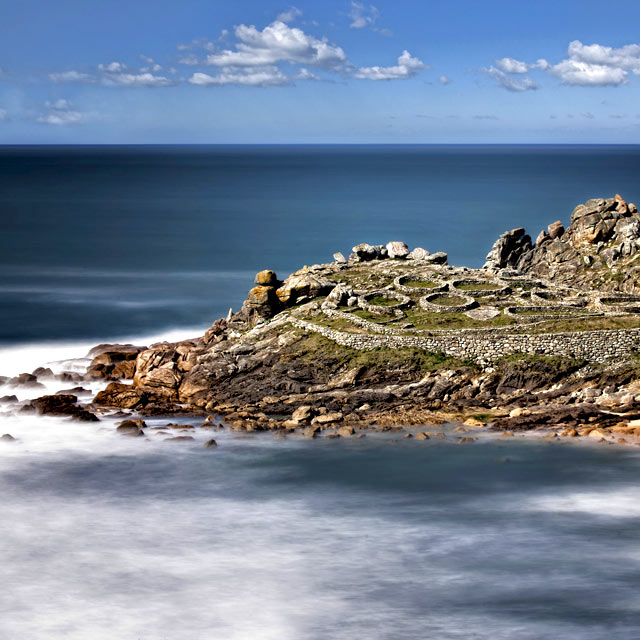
3, 0, 640, 143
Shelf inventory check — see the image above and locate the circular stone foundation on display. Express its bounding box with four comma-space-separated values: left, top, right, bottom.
450, 278, 511, 297
419, 292, 477, 313
393, 273, 449, 294
358, 289, 412, 315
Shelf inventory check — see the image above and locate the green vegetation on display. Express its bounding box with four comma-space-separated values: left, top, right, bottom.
293, 332, 477, 373
456, 282, 499, 291
368, 296, 399, 306
429, 294, 468, 306
404, 279, 440, 289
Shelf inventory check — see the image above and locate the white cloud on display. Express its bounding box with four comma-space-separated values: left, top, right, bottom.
98, 61, 126, 73
45, 98, 72, 110
188, 67, 289, 87
101, 72, 175, 87
547, 40, 640, 86
481, 66, 538, 91
439, 75, 451, 85
494, 57, 528, 74
349, 2, 379, 29
0, 108, 7, 121
277, 6, 302, 23
49, 70, 93, 83
549, 58, 627, 86
36, 100, 85, 125
353, 50, 426, 80
205, 20, 347, 70
296, 67, 319, 80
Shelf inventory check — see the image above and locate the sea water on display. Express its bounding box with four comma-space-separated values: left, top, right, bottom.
1, 145, 640, 638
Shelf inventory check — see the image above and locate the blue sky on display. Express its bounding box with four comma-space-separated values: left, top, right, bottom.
3, 0, 640, 143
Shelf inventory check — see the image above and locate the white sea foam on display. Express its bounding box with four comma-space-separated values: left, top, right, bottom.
0, 326, 207, 379
521, 487, 640, 518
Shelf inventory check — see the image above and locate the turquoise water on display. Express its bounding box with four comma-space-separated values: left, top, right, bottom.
1, 144, 640, 343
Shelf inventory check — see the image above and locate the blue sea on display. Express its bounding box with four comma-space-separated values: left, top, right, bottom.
1, 145, 640, 640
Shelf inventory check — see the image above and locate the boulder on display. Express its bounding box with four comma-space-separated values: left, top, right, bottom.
8, 373, 43, 388
350, 243, 379, 262
483, 228, 532, 272
326, 283, 355, 307
535, 230, 549, 247
254, 270, 278, 286
333, 252, 347, 264
291, 405, 314, 424
386, 241, 409, 259
547, 220, 565, 239
1, 434, 15, 442
408, 247, 430, 261
94, 382, 148, 409
337, 425, 355, 437
203, 439, 218, 448
275, 270, 334, 306
312, 411, 343, 425
116, 420, 145, 437
415, 432, 430, 440
425, 251, 448, 265
31, 394, 98, 421
86, 344, 145, 380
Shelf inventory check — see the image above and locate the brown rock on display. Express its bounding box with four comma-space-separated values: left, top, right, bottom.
116, 421, 145, 437
547, 220, 565, 239
291, 405, 314, 424
415, 432, 430, 440
337, 425, 355, 437
312, 412, 343, 425
254, 270, 278, 286
94, 383, 148, 409
203, 439, 218, 448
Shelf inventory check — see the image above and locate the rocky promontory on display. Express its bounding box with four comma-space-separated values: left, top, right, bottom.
6, 195, 640, 446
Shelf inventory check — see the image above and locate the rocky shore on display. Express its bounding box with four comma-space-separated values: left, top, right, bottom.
5, 194, 640, 447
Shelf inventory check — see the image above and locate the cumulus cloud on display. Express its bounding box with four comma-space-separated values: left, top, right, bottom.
353, 50, 426, 80
349, 2, 379, 29
36, 100, 85, 125
492, 40, 640, 88
439, 75, 451, 85
205, 20, 347, 70
549, 58, 627, 86
188, 67, 289, 87
481, 66, 538, 91
277, 6, 302, 23
98, 61, 126, 73
101, 72, 174, 87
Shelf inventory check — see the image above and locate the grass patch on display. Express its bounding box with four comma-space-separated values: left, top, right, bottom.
404, 279, 440, 289
293, 332, 477, 373
429, 295, 468, 306
368, 296, 399, 306
456, 282, 499, 291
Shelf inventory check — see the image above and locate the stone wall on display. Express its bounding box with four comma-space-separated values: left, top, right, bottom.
289, 316, 640, 364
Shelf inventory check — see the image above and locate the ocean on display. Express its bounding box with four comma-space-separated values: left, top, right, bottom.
1, 145, 640, 639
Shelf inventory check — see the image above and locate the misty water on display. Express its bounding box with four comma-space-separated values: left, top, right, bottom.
2, 146, 640, 638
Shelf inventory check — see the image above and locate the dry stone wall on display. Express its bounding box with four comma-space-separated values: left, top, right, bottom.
289, 316, 640, 364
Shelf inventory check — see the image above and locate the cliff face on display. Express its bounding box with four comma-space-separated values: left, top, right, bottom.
484, 194, 640, 291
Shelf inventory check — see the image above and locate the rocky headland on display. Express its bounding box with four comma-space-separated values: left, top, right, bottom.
6, 194, 640, 446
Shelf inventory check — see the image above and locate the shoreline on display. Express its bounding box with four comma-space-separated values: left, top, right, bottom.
4, 193, 640, 449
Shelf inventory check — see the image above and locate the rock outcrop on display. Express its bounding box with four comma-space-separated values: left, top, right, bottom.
484, 194, 640, 290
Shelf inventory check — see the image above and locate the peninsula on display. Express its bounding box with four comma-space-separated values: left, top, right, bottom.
10, 195, 640, 444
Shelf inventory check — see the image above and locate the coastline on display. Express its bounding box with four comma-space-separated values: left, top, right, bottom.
4, 194, 640, 449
